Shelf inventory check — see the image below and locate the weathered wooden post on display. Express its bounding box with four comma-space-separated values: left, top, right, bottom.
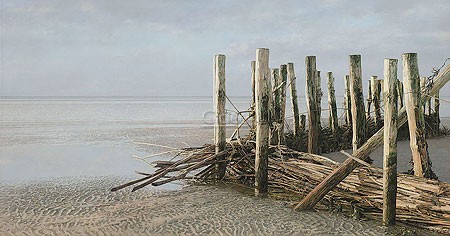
255, 48, 270, 196
295, 63, 450, 210
349, 55, 366, 151
317, 71, 323, 128
420, 77, 428, 115
305, 56, 320, 154
434, 92, 440, 135
383, 58, 398, 226
279, 64, 288, 144
251, 61, 256, 130
288, 63, 301, 140
371, 76, 382, 128
327, 72, 338, 134
367, 80, 373, 118
300, 114, 306, 131
344, 75, 352, 126
214, 54, 226, 179
271, 68, 281, 145
397, 80, 404, 109
403, 53, 434, 179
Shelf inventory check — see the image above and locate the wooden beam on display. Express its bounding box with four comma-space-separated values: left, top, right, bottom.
383, 58, 398, 226
255, 48, 271, 196
294, 60, 450, 210
214, 54, 226, 179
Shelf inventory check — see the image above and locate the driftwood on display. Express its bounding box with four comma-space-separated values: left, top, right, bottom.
112, 140, 450, 233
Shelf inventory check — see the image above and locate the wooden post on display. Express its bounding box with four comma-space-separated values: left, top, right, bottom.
255, 48, 270, 196
214, 54, 226, 179
327, 72, 338, 134
288, 63, 301, 140
271, 68, 281, 145
251, 61, 256, 130
317, 71, 323, 128
383, 58, 398, 226
305, 56, 320, 154
403, 53, 434, 179
420, 77, 427, 114
434, 92, 440, 135
295, 63, 450, 210
279, 64, 288, 144
397, 80, 404, 109
367, 80, 373, 118
349, 55, 366, 151
300, 114, 306, 131
344, 75, 352, 126
372, 76, 382, 128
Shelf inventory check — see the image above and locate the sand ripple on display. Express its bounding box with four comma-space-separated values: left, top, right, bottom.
0, 177, 437, 235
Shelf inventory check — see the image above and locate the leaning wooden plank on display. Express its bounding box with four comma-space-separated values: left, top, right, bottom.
295, 63, 450, 210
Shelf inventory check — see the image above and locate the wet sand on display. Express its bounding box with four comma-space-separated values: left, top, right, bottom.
1, 176, 435, 236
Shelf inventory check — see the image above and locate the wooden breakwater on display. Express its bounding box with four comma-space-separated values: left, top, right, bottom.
113, 50, 450, 233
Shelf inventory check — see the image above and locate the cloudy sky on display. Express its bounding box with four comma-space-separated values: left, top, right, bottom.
1, 0, 449, 97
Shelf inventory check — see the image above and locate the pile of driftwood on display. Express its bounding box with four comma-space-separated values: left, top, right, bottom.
112, 139, 450, 233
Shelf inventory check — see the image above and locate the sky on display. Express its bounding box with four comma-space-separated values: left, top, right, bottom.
1, 0, 449, 97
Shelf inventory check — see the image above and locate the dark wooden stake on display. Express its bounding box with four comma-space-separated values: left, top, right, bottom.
288, 63, 301, 141
305, 56, 320, 154
327, 72, 338, 134
349, 55, 366, 151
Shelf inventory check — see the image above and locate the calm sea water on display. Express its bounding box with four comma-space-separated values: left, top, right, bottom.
1, 96, 449, 182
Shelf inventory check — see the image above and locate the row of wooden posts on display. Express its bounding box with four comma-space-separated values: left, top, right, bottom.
213, 49, 449, 226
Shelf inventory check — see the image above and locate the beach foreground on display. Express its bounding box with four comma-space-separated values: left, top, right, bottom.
1, 176, 437, 236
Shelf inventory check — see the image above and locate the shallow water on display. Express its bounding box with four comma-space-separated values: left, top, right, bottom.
0, 97, 448, 235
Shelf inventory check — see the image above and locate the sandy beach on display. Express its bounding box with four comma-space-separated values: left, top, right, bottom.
3, 176, 441, 236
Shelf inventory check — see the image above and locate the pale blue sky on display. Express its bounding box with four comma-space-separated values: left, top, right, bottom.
1, 0, 449, 96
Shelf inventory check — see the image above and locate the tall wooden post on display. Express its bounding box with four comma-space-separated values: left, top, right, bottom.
397, 80, 404, 109
305, 56, 320, 154
295, 63, 450, 210
420, 77, 428, 115
255, 48, 270, 196
279, 64, 288, 144
349, 55, 366, 151
344, 75, 352, 126
214, 54, 226, 179
327, 72, 338, 134
383, 58, 398, 226
434, 92, 440, 135
300, 114, 306, 131
317, 71, 323, 128
288, 63, 301, 140
403, 53, 434, 179
372, 76, 382, 128
271, 68, 281, 145
251, 61, 256, 130
367, 80, 373, 118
